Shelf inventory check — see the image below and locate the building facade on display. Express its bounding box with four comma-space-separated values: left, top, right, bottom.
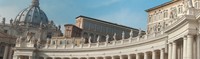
64, 24, 82, 38
0, 32, 16, 59
75, 16, 142, 43
12, 0, 200, 59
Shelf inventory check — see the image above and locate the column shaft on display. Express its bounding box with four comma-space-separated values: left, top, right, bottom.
120, 56, 123, 59
29, 56, 32, 59
136, 54, 140, 59
128, 55, 131, 59
172, 42, 177, 59
8, 46, 13, 59
152, 51, 156, 59
112, 56, 115, 59
160, 49, 164, 59
197, 35, 200, 59
168, 43, 172, 59
186, 35, 193, 59
144, 53, 148, 59
183, 37, 187, 59
3, 45, 9, 59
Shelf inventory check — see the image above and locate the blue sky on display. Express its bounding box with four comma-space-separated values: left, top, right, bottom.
0, 0, 170, 31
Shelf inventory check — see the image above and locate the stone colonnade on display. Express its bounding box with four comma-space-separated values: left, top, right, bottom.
15, 49, 166, 59
0, 43, 14, 59
168, 35, 198, 59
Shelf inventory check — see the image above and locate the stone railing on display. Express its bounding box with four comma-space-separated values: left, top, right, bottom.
43, 32, 166, 49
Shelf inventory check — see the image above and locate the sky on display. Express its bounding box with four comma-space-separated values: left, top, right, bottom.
0, 0, 170, 32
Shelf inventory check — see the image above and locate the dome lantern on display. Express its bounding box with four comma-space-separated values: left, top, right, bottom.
32, 0, 39, 7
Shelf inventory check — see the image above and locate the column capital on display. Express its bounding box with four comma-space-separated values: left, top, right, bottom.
183, 36, 187, 40
172, 42, 176, 45
160, 48, 164, 51
187, 35, 194, 38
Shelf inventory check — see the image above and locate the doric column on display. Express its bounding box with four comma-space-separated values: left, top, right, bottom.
197, 35, 200, 59
95, 57, 98, 59
44, 57, 47, 59
120, 55, 123, 59
144, 52, 148, 59
136, 54, 140, 59
29, 56, 33, 59
152, 51, 156, 59
183, 36, 187, 59
111, 56, 115, 59
168, 43, 172, 59
186, 35, 194, 59
12, 55, 19, 59
160, 49, 164, 59
128, 55, 131, 59
172, 42, 177, 59
3, 45, 9, 59
103, 57, 106, 59
8, 46, 13, 59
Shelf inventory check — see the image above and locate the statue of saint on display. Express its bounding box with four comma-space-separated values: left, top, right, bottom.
129, 29, 133, 39
46, 38, 50, 44
138, 28, 142, 36
10, 19, 13, 25
16, 36, 23, 44
37, 38, 41, 48
187, 0, 193, 8
88, 36, 91, 43
58, 25, 61, 30
122, 31, 125, 40
97, 35, 100, 43
2, 18, 5, 25
106, 35, 109, 42
40, 22, 43, 28
113, 33, 117, 41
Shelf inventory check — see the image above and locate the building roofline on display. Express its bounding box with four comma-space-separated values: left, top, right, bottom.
0, 32, 16, 39
145, 0, 179, 12
64, 24, 82, 29
64, 24, 76, 26
76, 15, 142, 31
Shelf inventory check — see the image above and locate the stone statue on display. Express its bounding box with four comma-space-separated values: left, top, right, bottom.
26, 32, 32, 42
186, 0, 193, 8
16, 36, 23, 44
46, 38, 50, 44
31, 37, 37, 44
113, 33, 117, 41
58, 25, 61, 30
88, 36, 91, 43
2, 17, 5, 25
10, 19, 13, 25
80, 37, 84, 44
26, 32, 36, 44
106, 35, 109, 42
37, 38, 41, 48
129, 29, 133, 39
122, 31, 125, 40
97, 35, 100, 43
72, 38, 75, 44
138, 28, 142, 36
40, 22, 43, 28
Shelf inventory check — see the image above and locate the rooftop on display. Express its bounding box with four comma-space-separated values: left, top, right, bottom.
76, 15, 142, 31
145, 0, 179, 12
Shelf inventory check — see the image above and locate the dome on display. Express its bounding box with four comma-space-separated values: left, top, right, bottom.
14, 0, 48, 26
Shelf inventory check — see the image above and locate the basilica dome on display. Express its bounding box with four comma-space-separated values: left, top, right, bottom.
14, 0, 48, 26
